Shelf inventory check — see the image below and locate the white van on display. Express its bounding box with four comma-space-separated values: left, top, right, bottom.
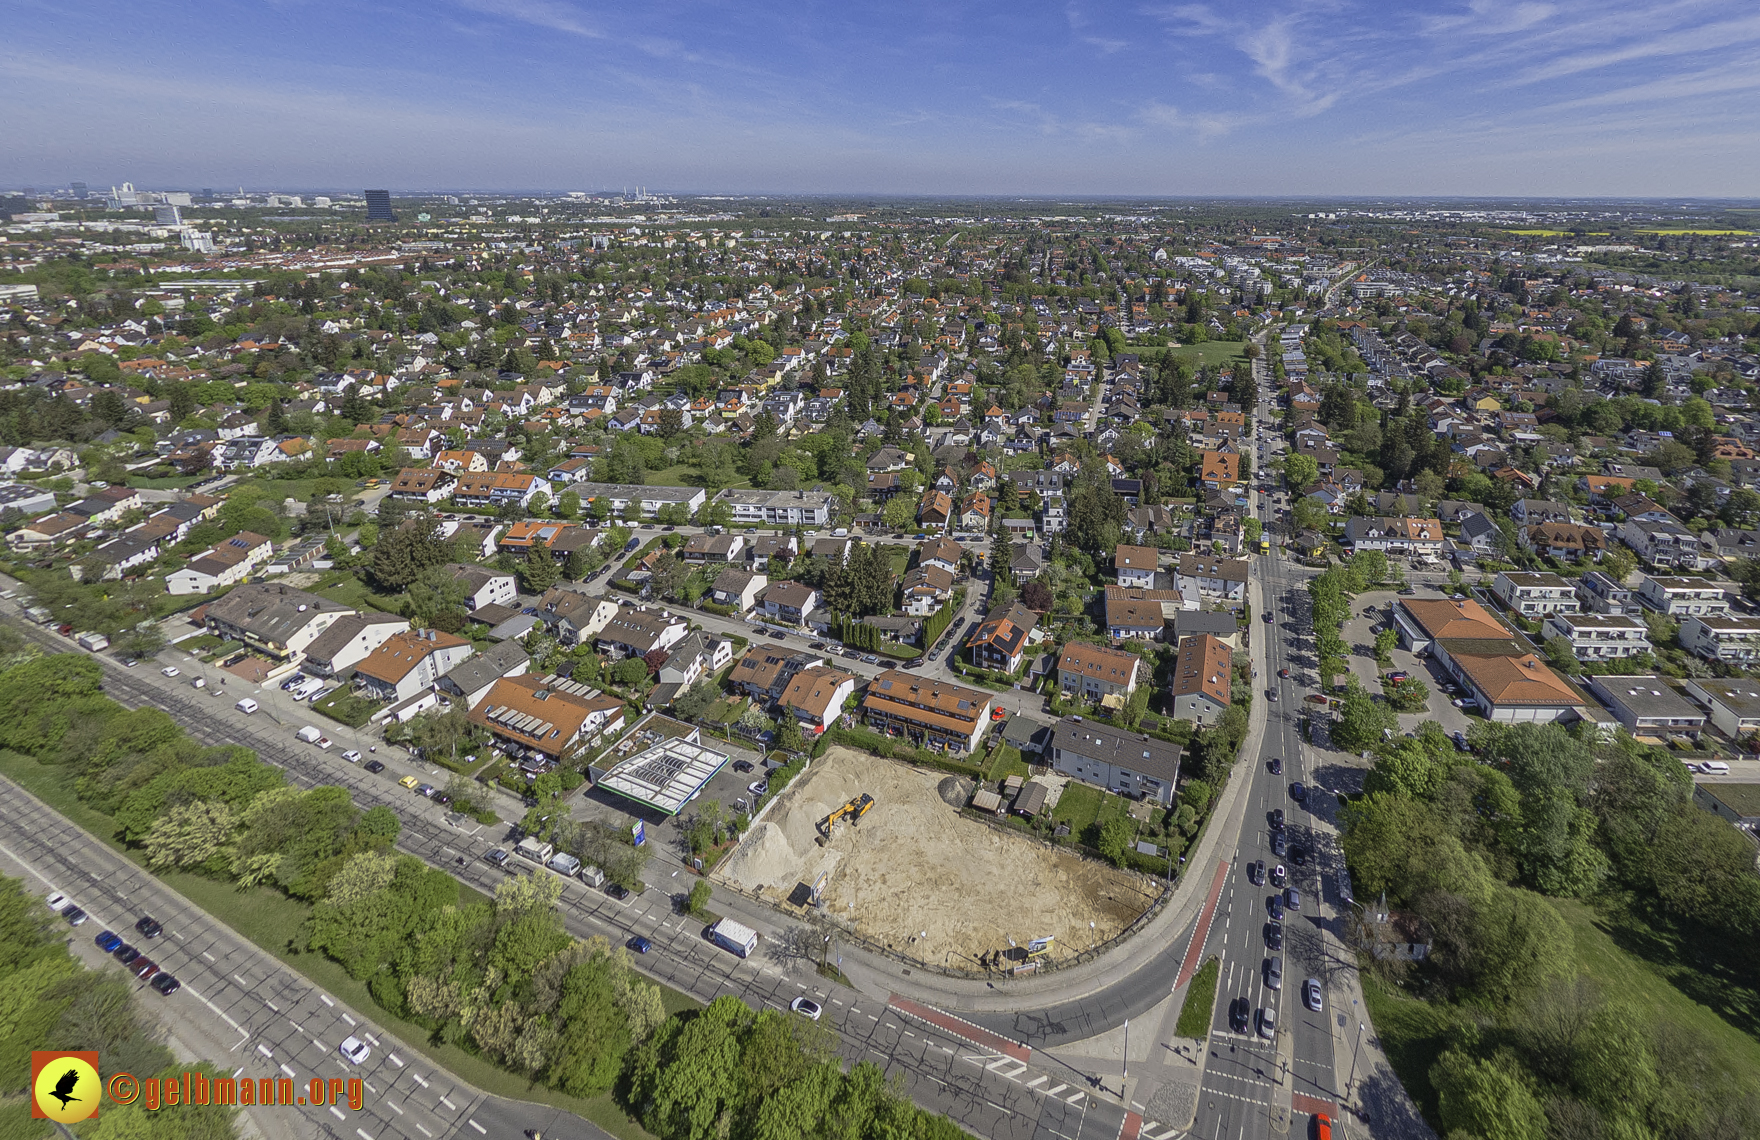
235, 698, 259, 714
1700, 760, 1730, 775
290, 678, 325, 701
295, 725, 323, 744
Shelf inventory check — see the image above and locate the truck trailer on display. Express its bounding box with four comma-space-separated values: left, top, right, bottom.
708, 917, 760, 958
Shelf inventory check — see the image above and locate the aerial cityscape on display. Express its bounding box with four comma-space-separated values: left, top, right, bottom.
4, 6, 1760, 1140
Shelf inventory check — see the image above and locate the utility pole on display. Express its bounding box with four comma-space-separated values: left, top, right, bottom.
1122, 1018, 1128, 1088
1347, 1020, 1366, 1102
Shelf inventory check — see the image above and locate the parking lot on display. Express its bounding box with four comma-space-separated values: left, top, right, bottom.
1341, 589, 1478, 741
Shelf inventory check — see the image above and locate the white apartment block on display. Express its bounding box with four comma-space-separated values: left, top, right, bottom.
1679, 614, 1760, 664
1635, 575, 1731, 618
1491, 571, 1580, 617
1540, 611, 1652, 660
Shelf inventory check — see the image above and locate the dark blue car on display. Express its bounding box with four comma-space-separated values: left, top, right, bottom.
627, 936, 652, 954
95, 930, 124, 953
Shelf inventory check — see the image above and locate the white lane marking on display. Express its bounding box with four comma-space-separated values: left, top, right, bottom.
387, 1054, 403, 1067
356, 1130, 375, 1140
364, 1033, 380, 1046
330, 1107, 346, 1121
234, 974, 249, 985
279, 1064, 296, 1078
343, 1014, 356, 1026
201, 951, 215, 961
265, 1000, 279, 1011
256, 1045, 273, 1059
468, 1121, 486, 1134
321, 995, 334, 1006
414, 1126, 432, 1138
1066, 1091, 1086, 1105
1027, 1076, 1047, 1088
386, 1102, 402, 1116
410, 1073, 428, 1088
439, 1096, 456, 1111
1045, 1083, 1067, 1096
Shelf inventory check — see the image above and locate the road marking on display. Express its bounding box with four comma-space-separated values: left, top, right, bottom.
329, 1107, 345, 1121
264, 1000, 279, 1011
288, 1020, 304, 1033
385, 1101, 402, 1116
256, 1045, 273, 1059
364, 1033, 379, 1046
439, 1096, 456, 1111
343, 1014, 356, 1026
356, 1130, 375, 1140
279, 1064, 296, 1078
468, 1121, 486, 1134
233, 973, 248, 985
321, 995, 334, 1006
387, 1054, 403, 1067
410, 1073, 428, 1088
1026, 1076, 1047, 1089
414, 1127, 432, 1138
1066, 1091, 1085, 1105
1045, 1083, 1067, 1096
201, 951, 215, 961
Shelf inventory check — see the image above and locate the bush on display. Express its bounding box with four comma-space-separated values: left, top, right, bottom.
1175, 958, 1220, 1037
686, 879, 712, 916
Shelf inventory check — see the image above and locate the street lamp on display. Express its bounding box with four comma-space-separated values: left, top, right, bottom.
1346, 1020, 1366, 1103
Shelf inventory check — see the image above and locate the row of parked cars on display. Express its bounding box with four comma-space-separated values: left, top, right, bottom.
45, 890, 181, 995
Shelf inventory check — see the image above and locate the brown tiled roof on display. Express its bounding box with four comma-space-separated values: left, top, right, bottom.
1453, 652, 1585, 707
1172, 634, 1231, 706
1057, 641, 1140, 686
1399, 598, 1508, 641
779, 665, 856, 721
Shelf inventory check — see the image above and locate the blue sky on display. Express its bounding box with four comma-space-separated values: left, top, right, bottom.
5, 0, 1759, 195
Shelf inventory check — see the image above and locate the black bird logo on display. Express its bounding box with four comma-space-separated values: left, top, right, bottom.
48, 1068, 82, 1110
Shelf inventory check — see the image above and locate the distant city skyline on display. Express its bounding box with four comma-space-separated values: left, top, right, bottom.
4, 1, 1758, 196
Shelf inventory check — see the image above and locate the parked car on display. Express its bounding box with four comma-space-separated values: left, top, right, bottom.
1272, 832, 1288, 857
129, 958, 159, 981
113, 944, 140, 965
748, 780, 769, 797
136, 916, 163, 939
364, 759, 386, 773
1291, 782, 1306, 802
339, 1036, 370, 1065
1271, 864, 1287, 887
1265, 956, 1283, 990
416, 784, 436, 798
790, 996, 822, 1021
150, 974, 181, 996
606, 883, 632, 901
1257, 1006, 1276, 1040
44, 890, 70, 913
1266, 922, 1283, 950
341, 749, 362, 763
62, 906, 88, 926
399, 776, 419, 790
732, 760, 755, 773
1286, 887, 1302, 912
627, 935, 652, 954
95, 930, 124, 953
161, 666, 180, 678
1268, 895, 1285, 920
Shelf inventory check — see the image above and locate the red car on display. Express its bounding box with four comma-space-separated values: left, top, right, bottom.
129, 958, 160, 981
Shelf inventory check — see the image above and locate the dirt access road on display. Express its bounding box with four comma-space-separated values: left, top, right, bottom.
715, 746, 1158, 971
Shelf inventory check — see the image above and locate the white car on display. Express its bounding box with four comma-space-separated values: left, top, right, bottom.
341, 749, 362, 763
1452, 698, 1469, 708
338, 1036, 370, 1065
161, 666, 180, 678
44, 890, 70, 913
789, 997, 822, 1021
315, 737, 334, 750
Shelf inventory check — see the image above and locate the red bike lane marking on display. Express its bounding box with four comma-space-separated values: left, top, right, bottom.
887, 996, 1032, 1062
1175, 859, 1231, 989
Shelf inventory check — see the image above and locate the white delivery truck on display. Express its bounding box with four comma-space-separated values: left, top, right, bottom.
578, 864, 606, 889
708, 917, 760, 958
76, 632, 110, 652
295, 725, 323, 744
235, 698, 259, 714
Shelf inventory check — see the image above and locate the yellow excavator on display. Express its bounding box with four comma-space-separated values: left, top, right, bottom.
817, 793, 875, 837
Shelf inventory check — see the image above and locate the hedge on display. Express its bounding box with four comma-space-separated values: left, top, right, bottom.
823, 727, 985, 778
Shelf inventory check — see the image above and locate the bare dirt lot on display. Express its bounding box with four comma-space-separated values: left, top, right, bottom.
715, 746, 1159, 971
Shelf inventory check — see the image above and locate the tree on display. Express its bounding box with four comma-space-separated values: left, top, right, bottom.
1097, 816, 1134, 867
881, 496, 916, 530
1020, 580, 1053, 611
613, 658, 650, 687
1284, 452, 1319, 490
774, 714, 805, 754
1542, 635, 1579, 675
1332, 678, 1396, 752
1430, 1049, 1547, 1140
142, 800, 235, 870
672, 682, 719, 722
687, 880, 712, 916
520, 541, 561, 593
371, 517, 453, 591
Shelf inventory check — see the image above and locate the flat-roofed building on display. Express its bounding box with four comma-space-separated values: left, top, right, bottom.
1635, 575, 1730, 617
1492, 570, 1580, 617
1680, 614, 1760, 664
1585, 675, 1705, 739
860, 669, 993, 754
1540, 611, 1651, 660
1681, 679, 1760, 740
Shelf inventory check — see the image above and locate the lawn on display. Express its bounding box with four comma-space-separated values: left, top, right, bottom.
313, 687, 381, 728
1175, 957, 1221, 1038
1052, 782, 1102, 835
0, 748, 695, 1140
640, 463, 752, 492
314, 571, 405, 615
1359, 972, 1458, 1125
1161, 340, 1250, 368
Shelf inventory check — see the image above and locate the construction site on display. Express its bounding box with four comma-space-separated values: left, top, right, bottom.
714, 746, 1160, 972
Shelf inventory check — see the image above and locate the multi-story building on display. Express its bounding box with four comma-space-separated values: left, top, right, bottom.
860, 670, 993, 754
1048, 717, 1183, 806
352, 629, 475, 704
1634, 575, 1730, 617
1114, 545, 1159, 589
715, 487, 836, 526
1056, 642, 1141, 704
1170, 633, 1232, 726
965, 601, 1038, 673
1576, 570, 1634, 615
1620, 519, 1716, 570
201, 583, 354, 663
1679, 614, 1760, 664
1539, 611, 1651, 660
1491, 571, 1581, 617
1585, 676, 1706, 739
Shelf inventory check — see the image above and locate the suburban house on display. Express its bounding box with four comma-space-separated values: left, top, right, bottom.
709, 568, 766, 613
1114, 545, 1159, 588
201, 583, 355, 664
1175, 554, 1250, 603
594, 608, 690, 659
966, 601, 1038, 673
1491, 571, 1581, 617
681, 533, 746, 564
1170, 633, 1232, 726
446, 563, 518, 611
759, 580, 820, 626
534, 587, 621, 645
1620, 519, 1715, 571
778, 665, 858, 733
165, 531, 275, 595
470, 672, 628, 761
728, 647, 823, 703
1680, 680, 1760, 740
436, 640, 531, 709
860, 669, 993, 754
1056, 641, 1141, 706
1519, 521, 1608, 563
301, 612, 412, 677
1047, 717, 1182, 806
1342, 516, 1445, 558
352, 629, 475, 704
655, 631, 732, 687
900, 563, 956, 615
1104, 586, 1182, 641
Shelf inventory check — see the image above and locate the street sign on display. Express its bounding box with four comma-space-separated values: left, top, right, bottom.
631, 820, 645, 847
